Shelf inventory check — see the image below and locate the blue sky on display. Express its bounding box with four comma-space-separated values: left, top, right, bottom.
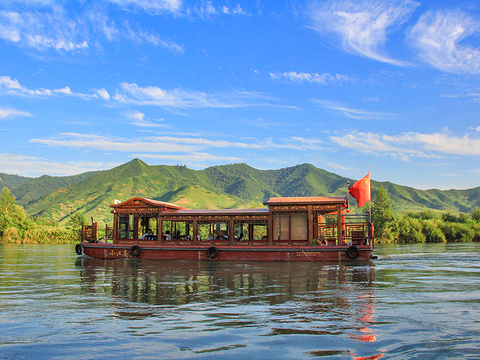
1, 0, 479, 190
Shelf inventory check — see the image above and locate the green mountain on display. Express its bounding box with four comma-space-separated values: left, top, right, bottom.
0, 173, 32, 190
4, 158, 480, 226
12, 172, 98, 207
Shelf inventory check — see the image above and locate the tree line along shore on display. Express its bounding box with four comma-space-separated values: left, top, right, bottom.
1, 186, 480, 245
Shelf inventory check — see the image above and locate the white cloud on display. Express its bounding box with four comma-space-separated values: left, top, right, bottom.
270, 71, 356, 85
220, 4, 246, 15
96, 88, 111, 100
0, 8, 89, 52
136, 152, 243, 162
331, 131, 480, 159
0, 5, 184, 54
194, 0, 247, 17
114, 82, 281, 108
309, 0, 418, 66
0, 76, 285, 110
0, 75, 97, 99
408, 9, 480, 74
314, 99, 397, 120
0, 153, 119, 177
195, 0, 218, 17
0, 107, 32, 119
106, 0, 183, 14
30, 133, 202, 152
124, 110, 165, 127
29, 133, 326, 155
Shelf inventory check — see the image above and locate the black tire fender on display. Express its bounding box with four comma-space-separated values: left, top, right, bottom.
347, 245, 360, 260
130, 245, 141, 257
75, 244, 84, 255
207, 246, 219, 260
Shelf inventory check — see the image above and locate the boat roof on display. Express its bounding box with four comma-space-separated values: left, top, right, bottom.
110, 197, 185, 210
110, 195, 346, 213
264, 196, 347, 206
170, 208, 269, 216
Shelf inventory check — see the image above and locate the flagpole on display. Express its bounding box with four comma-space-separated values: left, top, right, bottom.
369, 166, 372, 244
369, 165, 372, 213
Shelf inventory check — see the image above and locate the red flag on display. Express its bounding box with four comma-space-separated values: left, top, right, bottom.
349, 173, 371, 208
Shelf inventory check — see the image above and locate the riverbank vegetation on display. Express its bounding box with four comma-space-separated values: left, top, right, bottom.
0, 188, 79, 244
370, 186, 480, 243
1, 185, 479, 244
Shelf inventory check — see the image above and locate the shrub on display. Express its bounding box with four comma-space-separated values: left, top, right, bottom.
440, 222, 476, 242
2, 227, 21, 242
422, 219, 446, 243
397, 216, 426, 243
22, 226, 79, 244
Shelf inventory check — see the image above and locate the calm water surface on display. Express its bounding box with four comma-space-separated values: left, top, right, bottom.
0, 243, 479, 359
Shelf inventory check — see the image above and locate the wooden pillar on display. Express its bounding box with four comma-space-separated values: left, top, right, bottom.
229, 218, 234, 245
267, 211, 273, 246
307, 205, 313, 244
112, 213, 118, 244
193, 218, 198, 243
337, 207, 342, 245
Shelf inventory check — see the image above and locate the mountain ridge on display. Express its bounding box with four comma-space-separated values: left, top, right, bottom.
2, 158, 479, 225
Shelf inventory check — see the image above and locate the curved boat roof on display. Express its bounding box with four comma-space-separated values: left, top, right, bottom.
110, 197, 186, 210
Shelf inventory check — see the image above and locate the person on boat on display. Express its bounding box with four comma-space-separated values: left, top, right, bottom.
140, 229, 153, 240
237, 233, 245, 241
165, 231, 171, 240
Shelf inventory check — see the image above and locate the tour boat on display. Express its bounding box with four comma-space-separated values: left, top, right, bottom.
75, 192, 375, 262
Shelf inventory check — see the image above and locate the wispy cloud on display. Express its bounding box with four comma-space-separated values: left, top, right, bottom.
0, 107, 32, 119
135, 152, 243, 163
0, 75, 97, 99
194, 0, 246, 18
106, 0, 183, 15
0, 4, 184, 53
29, 133, 325, 154
408, 9, 480, 74
314, 99, 397, 120
331, 131, 480, 160
0, 153, 119, 177
0, 8, 88, 52
308, 0, 418, 66
30, 133, 201, 153
113, 82, 281, 108
124, 110, 166, 128
0, 75, 286, 110
270, 71, 356, 85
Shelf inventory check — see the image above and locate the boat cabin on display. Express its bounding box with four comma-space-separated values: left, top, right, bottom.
92, 196, 372, 247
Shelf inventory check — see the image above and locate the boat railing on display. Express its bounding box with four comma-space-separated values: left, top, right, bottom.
315, 212, 371, 245
105, 225, 114, 241
81, 222, 97, 242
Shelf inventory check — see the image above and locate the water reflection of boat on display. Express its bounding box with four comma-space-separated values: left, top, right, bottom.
75, 257, 382, 359
75, 257, 375, 306
76, 193, 375, 262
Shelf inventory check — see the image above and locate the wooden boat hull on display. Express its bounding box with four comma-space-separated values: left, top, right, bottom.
77, 242, 373, 262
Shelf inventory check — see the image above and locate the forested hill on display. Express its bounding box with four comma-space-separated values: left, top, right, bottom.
2, 158, 480, 225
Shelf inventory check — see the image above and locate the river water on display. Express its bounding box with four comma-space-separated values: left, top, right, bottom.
0, 243, 479, 359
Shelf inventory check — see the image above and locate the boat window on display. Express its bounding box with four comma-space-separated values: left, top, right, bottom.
162, 220, 193, 240
291, 213, 307, 240
234, 221, 268, 241
197, 221, 229, 241
252, 223, 267, 240
139, 216, 158, 239
273, 213, 290, 241
118, 215, 136, 239
273, 212, 307, 241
